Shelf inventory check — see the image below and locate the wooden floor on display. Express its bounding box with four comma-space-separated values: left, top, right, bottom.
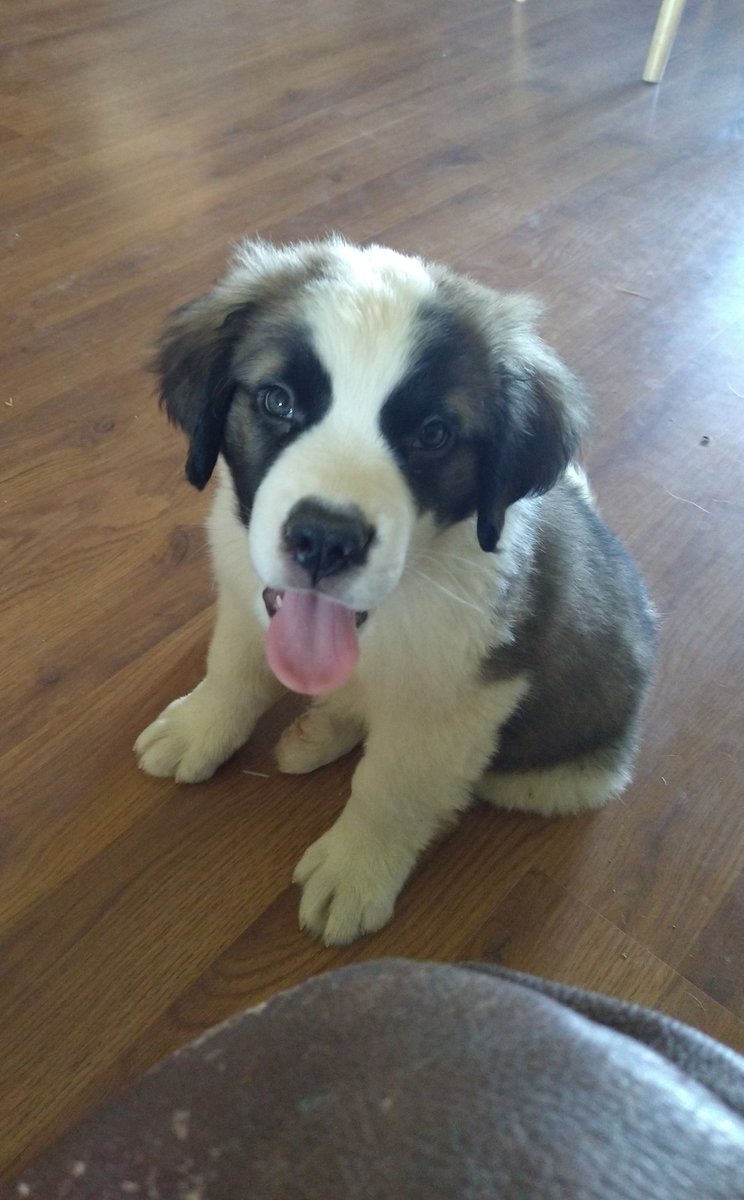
1, 0, 743, 1177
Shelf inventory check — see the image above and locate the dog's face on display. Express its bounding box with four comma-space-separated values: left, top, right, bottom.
158, 238, 586, 692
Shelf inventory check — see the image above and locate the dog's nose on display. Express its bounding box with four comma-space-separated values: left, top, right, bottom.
283, 499, 375, 585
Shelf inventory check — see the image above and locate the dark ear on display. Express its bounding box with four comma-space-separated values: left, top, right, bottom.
156, 297, 251, 489
477, 348, 588, 552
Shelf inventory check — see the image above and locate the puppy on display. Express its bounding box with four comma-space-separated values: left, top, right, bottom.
135, 237, 657, 945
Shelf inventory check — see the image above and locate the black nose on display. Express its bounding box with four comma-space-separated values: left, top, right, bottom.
283, 499, 375, 586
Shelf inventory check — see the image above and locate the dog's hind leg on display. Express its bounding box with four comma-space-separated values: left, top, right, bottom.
474, 751, 633, 817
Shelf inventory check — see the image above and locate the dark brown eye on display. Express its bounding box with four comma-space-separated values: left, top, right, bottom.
414, 417, 452, 451
258, 384, 294, 421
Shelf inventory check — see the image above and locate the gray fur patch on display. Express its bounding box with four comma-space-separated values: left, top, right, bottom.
484, 478, 658, 774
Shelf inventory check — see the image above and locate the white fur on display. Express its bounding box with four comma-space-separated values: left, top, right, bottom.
135, 469, 283, 783
475, 759, 632, 816
249, 246, 433, 614
564, 461, 596, 507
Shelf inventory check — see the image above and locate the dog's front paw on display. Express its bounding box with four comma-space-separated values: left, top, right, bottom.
293, 822, 400, 946
134, 681, 251, 783
276, 708, 364, 775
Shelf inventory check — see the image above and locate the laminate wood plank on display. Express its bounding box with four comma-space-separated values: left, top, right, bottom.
3, 66, 640, 307
465, 868, 744, 1050
678, 870, 744, 1019
0, 804, 557, 1169
0, 627, 207, 926
116, 836, 556, 1084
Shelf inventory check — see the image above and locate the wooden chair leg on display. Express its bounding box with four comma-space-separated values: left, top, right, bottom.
643, 0, 687, 83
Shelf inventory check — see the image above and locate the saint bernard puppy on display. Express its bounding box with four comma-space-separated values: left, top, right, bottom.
135, 237, 657, 945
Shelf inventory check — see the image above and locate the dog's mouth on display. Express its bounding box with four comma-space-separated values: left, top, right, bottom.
262, 587, 368, 696
262, 588, 368, 628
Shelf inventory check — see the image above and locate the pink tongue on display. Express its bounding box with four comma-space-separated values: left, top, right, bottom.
266, 590, 359, 695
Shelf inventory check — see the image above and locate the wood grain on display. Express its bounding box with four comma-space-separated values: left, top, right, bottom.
1, 0, 743, 1178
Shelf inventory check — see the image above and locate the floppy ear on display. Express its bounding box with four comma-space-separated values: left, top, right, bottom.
477, 344, 588, 552
156, 296, 252, 490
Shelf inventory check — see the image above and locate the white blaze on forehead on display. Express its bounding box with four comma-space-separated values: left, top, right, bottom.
301, 243, 436, 435
247, 243, 431, 611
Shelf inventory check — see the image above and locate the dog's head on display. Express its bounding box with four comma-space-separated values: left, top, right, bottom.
158, 238, 586, 691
